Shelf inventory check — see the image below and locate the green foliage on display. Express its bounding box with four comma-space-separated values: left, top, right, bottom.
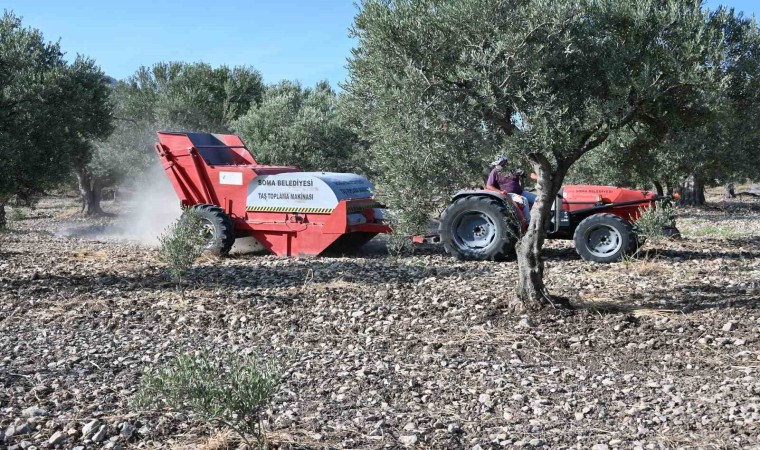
633, 202, 678, 242
158, 210, 207, 290
386, 233, 415, 257
345, 0, 724, 236
568, 9, 760, 190
346, 0, 729, 303
144, 62, 265, 133
85, 63, 265, 196
10, 207, 27, 221
385, 212, 419, 256
134, 350, 279, 447
85, 83, 158, 186
234, 81, 366, 173
0, 12, 113, 206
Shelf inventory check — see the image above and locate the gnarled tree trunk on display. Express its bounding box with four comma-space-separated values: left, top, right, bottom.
653, 181, 664, 197
75, 166, 104, 216
724, 183, 735, 199
0, 204, 6, 229
512, 154, 571, 312
676, 174, 705, 206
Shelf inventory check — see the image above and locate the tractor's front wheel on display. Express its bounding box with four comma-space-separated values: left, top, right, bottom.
573, 213, 637, 263
191, 204, 236, 256
440, 196, 520, 261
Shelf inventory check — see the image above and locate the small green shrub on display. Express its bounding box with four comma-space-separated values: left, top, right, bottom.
633, 201, 677, 242
158, 209, 207, 296
387, 231, 415, 256
385, 212, 419, 256
134, 351, 279, 448
10, 207, 27, 221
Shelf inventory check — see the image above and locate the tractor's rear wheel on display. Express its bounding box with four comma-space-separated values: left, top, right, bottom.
440, 196, 520, 261
573, 213, 637, 263
191, 204, 236, 256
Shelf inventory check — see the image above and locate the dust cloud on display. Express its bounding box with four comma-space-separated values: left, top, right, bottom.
55, 162, 182, 246
115, 167, 266, 254
114, 163, 183, 245
59, 163, 266, 254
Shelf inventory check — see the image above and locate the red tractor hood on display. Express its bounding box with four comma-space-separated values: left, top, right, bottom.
561, 185, 657, 221
562, 185, 656, 204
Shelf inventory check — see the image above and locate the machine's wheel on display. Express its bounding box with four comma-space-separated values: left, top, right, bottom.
190, 204, 236, 256
439, 196, 520, 261
573, 213, 637, 263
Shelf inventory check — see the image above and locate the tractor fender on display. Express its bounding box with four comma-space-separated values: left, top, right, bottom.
451, 189, 509, 203
450, 190, 527, 228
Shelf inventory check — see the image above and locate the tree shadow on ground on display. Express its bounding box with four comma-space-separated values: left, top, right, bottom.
690, 200, 760, 210
187, 257, 493, 290
543, 246, 578, 260
2, 254, 497, 298
727, 235, 760, 247
678, 213, 760, 222
537, 241, 760, 262
628, 244, 759, 261
575, 282, 759, 316
0, 249, 22, 259
0, 227, 55, 238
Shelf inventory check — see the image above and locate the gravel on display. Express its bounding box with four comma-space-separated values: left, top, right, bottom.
1, 196, 759, 449
81, 419, 100, 438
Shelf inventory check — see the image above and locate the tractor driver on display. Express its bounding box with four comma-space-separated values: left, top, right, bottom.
485, 155, 536, 221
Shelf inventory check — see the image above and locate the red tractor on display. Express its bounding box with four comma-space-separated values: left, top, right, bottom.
155, 131, 676, 263
433, 185, 679, 263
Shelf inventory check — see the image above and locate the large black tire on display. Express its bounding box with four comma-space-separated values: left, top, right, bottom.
573, 213, 637, 263
190, 204, 236, 256
439, 196, 520, 261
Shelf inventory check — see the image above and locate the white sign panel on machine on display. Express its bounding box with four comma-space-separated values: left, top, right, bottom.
246, 172, 374, 211
219, 171, 243, 186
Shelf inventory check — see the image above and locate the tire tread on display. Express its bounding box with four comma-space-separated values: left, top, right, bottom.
440, 195, 520, 261
191, 204, 235, 256
573, 213, 637, 263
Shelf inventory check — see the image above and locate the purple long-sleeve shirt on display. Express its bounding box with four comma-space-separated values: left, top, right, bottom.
486, 168, 523, 195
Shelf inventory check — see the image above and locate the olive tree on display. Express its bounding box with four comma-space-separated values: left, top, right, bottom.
345, 0, 725, 311
78, 62, 265, 214
668, 9, 760, 204
0, 12, 113, 223
77, 81, 158, 214
234, 80, 367, 173
567, 8, 760, 205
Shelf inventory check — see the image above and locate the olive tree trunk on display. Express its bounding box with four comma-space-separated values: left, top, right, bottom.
653, 181, 664, 197
75, 166, 104, 216
724, 183, 735, 199
676, 174, 705, 206
512, 154, 572, 312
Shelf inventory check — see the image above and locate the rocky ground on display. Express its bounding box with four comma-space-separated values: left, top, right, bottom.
1, 193, 759, 450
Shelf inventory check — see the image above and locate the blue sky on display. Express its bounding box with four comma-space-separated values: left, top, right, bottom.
3, 0, 758, 88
